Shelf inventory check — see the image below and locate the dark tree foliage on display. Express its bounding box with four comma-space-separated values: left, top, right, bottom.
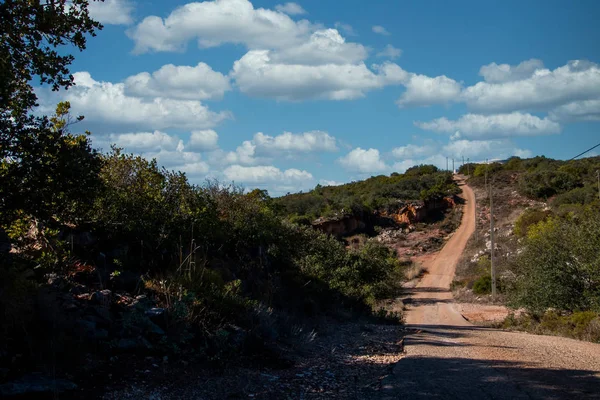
0, 0, 102, 117
0, 1, 103, 225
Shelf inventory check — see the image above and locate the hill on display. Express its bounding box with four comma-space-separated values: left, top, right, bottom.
454, 155, 600, 342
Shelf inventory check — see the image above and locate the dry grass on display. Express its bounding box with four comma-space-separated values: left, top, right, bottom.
404, 262, 425, 281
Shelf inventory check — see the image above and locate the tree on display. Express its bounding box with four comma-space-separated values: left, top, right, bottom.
0, 0, 103, 118
0, 102, 101, 225
0, 1, 103, 225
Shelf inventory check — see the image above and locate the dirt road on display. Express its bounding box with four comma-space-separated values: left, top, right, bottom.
383, 176, 600, 399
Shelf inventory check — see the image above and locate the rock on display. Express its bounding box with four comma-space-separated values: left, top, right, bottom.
130, 295, 155, 311
76, 319, 109, 340
91, 289, 112, 306
90, 305, 112, 323
117, 337, 153, 351
145, 308, 167, 329
111, 270, 142, 293
146, 320, 165, 336
0, 374, 77, 396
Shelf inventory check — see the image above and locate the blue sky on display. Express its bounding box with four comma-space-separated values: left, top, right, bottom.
40, 0, 600, 195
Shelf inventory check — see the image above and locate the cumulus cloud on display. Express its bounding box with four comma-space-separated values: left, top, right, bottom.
270, 29, 368, 65
549, 99, 600, 122
253, 131, 338, 154
95, 131, 182, 153
319, 179, 343, 187
442, 139, 532, 160
224, 165, 312, 183
89, 0, 134, 25
127, 0, 314, 54
479, 59, 544, 83
392, 143, 436, 159
188, 130, 219, 151
372, 25, 390, 35
462, 60, 600, 113
275, 2, 307, 15
334, 22, 357, 37
124, 62, 231, 100
231, 50, 406, 100
397, 73, 462, 107
338, 148, 387, 174
40, 72, 230, 132
415, 112, 561, 139
377, 44, 402, 60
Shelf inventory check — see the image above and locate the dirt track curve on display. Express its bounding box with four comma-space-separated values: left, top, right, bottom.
382, 176, 600, 399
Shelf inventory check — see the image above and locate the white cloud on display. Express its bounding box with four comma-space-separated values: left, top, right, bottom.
40, 72, 230, 132
231, 50, 405, 100
100, 131, 182, 153
338, 148, 387, 174
334, 22, 357, 37
392, 144, 436, 159
377, 44, 402, 60
253, 131, 338, 153
549, 99, 600, 122
397, 73, 462, 107
391, 154, 447, 174
442, 139, 532, 160
207, 130, 338, 166
223, 165, 314, 194
275, 2, 307, 15
270, 29, 368, 65
188, 130, 219, 151
176, 161, 211, 177
479, 59, 544, 83
124, 62, 231, 100
372, 25, 390, 36
415, 112, 561, 139
127, 0, 315, 54
319, 179, 343, 187
89, 0, 134, 25
463, 60, 600, 113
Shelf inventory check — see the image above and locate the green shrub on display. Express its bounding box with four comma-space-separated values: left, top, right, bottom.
473, 275, 492, 295
513, 208, 551, 238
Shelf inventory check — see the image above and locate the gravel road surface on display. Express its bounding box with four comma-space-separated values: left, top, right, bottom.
382, 177, 600, 399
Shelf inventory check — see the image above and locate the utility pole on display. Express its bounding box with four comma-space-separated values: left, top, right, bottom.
452, 158, 455, 173
490, 177, 496, 299
597, 170, 600, 200
467, 158, 470, 176
446, 157, 449, 172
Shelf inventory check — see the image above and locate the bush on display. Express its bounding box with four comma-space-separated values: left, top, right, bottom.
502, 311, 600, 343
508, 209, 600, 313
513, 208, 551, 238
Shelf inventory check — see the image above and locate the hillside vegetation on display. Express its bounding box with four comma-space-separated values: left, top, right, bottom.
274, 165, 460, 223
457, 155, 600, 341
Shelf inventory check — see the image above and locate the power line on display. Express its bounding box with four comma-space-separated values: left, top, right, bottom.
567, 141, 600, 161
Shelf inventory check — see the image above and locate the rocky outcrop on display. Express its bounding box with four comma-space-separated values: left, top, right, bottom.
312, 197, 456, 238
311, 215, 366, 238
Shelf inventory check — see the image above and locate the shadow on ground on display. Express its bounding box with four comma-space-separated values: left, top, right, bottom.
384, 356, 600, 399
383, 325, 600, 399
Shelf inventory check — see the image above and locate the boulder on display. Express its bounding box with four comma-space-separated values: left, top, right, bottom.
110, 270, 142, 293
145, 307, 167, 329
91, 289, 112, 307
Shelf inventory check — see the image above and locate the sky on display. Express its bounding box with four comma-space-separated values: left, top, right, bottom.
38, 0, 600, 195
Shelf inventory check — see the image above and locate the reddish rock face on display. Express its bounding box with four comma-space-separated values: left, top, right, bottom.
311, 196, 456, 238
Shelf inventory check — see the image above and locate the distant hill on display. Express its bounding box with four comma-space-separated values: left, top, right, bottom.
274, 164, 460, 225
